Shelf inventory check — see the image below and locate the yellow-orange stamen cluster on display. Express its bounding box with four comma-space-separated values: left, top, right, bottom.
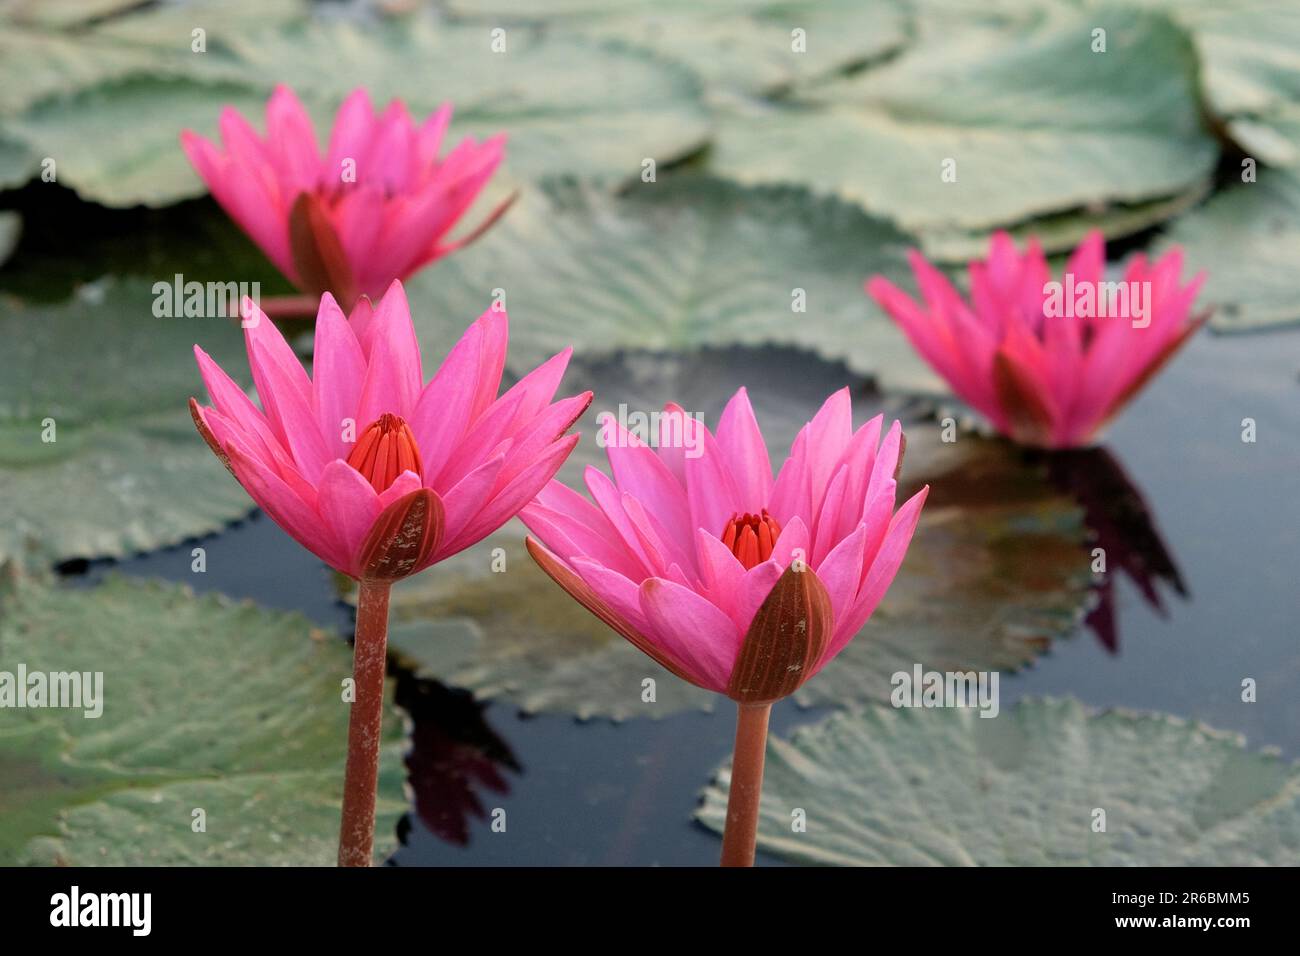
721, 510, 782, 570
347, 413, 423, 493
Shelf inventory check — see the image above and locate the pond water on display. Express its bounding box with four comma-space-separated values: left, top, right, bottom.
79, 322, 1300, 866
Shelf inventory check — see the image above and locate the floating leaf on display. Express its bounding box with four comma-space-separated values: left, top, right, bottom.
4, 16, 709, 207
709, 7, 1217, 237
4, 79, 270, 207
0, 278, 257, 567
407, 177, 939, 394
696, 697, 1300, 866
374, 348, 1089, 721
0, 26, 161, 116
0, 133, 39, 188
919, 179, 1212, 263
1142, 0, 1300, 167
447, 0, 909, 98
0, 0, 163, 30
0, 574, 404, 865
1162, 167, 1300, 332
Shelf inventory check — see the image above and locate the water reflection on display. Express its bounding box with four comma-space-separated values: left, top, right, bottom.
395, 674, 520, 847
1041, 447, 1188, 653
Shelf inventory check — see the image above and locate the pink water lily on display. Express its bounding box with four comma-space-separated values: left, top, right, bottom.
190, 280, 587, 867
522, 388, 928, 701
182, 85, 508, 314
867, 231, 1208, 448
190, 281, 590, 581
522, 387, 926, 865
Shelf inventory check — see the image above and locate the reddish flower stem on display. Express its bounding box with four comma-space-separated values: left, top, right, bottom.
720, 701, 772, 867
337, 579, 391, 867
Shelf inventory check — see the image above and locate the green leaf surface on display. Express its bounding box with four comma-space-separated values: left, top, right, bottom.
1162, 167, 1300, 332
0, 278, 257, 568
709, 7, 1217, 236
3, 16, 710, 207
374, 348, 1089, 721
0, 574, 403, 865
407, 176, 940, 394
696, 697, 1300, 865
448, 0, 909, 98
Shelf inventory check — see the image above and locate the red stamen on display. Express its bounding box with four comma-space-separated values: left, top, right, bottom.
347, 414, 423, 492
720, 510, 782, 570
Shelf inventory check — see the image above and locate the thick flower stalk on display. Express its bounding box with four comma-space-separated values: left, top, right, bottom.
867, 231, 1207, 448
190, 280, 590, 865
182, 85, 509, 315
521, 388, 927, 865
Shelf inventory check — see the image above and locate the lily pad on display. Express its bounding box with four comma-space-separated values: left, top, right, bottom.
1136, 0, 1300, 167
919, 179, 1212, 263
4, 78, 270, 207
709, 7, 1217, 237
4, 16, 710, 207
447, 0, 910, 98
374, 348, 1090, 721
0, 135, 40, 188
0, 0, 161, 30
0, 26, 162, 117
0, 574, 404, 865
1161, 167, 1300, 332
0, 278, 257, 568
407, 176, 940, 394
696, 697, 1300, 866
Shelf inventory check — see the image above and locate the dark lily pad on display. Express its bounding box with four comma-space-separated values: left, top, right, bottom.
0, 278, 257, 568
0, 573, 404, 865
696, 697, 1300, 865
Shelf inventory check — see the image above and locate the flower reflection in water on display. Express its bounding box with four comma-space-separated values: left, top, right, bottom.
395, 674, 520, 847
1043, 447, 1187, 654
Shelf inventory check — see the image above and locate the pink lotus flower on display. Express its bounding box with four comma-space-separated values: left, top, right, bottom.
866, 231, 1208, 448
189, 280, 591, 582
182, 85, 508, 313
521, 388, 928, 704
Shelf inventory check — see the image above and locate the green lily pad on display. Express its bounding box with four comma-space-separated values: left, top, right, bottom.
709, 7, 1217, 237
0, 573, 404, 865
0, 0, 162, 30
447, 0, 909, 98
4, 15, 710, 207
4, 78, 270, 207
407, 176, 940, 394
1161, 167, 1300, 332
1133, 0, 1300, 167
0, 278, 257, 568
696, 697, 1300, 866
919, 179, 1212, 263
0, 26, 162, 117
373, 348, 1089, 721
0, 135, 40, 188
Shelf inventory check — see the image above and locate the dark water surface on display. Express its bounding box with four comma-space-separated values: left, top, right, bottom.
91, 328, 1300, 866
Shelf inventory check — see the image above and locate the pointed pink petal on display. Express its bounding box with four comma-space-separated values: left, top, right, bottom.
638, 577, 739, 693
